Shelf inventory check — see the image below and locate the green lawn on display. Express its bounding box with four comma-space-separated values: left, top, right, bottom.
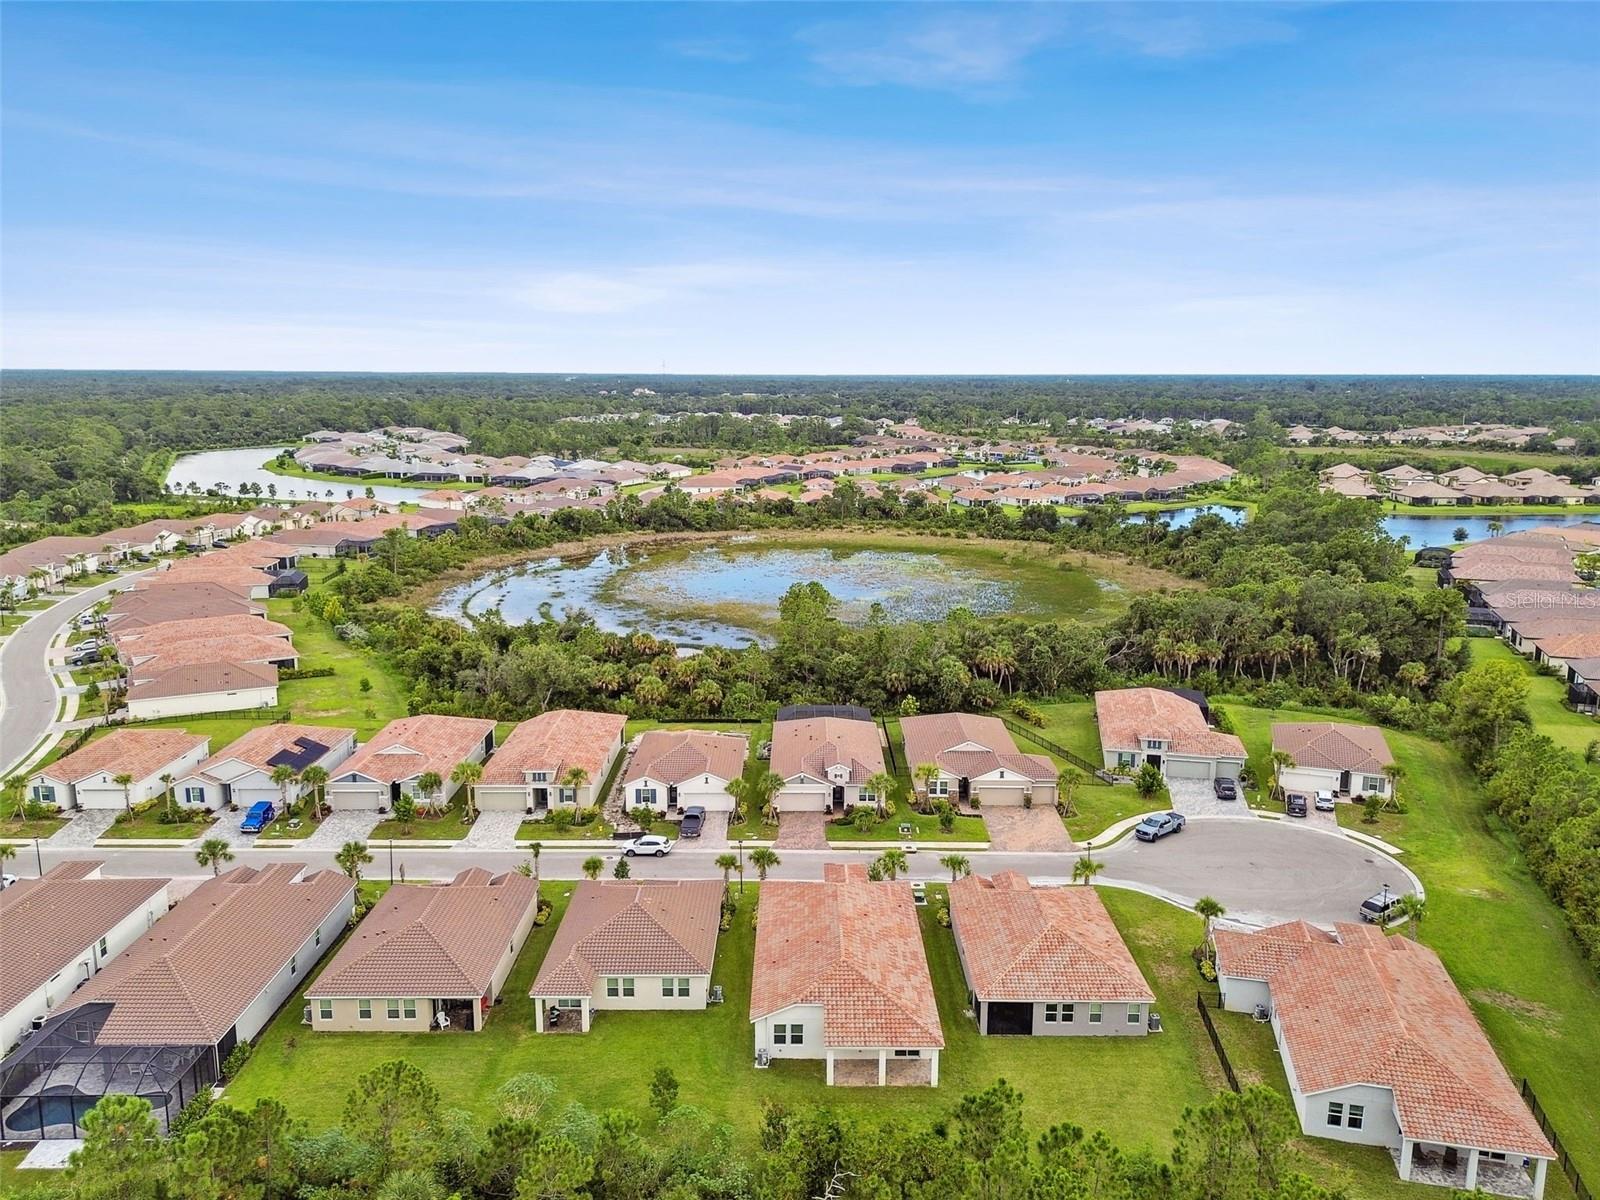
1467, 637, 1599, 762
370, 796, 471, 841
517, 815, 618, 842
1025, 701, 1145, 837
824, 808, 988, 843
1221, 700, 1600, 1181
98, 811, 214, 840
265, 593, 408, 739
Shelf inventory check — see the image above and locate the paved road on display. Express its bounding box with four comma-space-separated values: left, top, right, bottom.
11, 817, 1415, 928
0, 571, 151, 776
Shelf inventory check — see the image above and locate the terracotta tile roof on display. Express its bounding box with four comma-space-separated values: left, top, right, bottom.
338, 715, 497, 784
53, 864, 352, 1045
531, 879, 723, 997
38, 728, 210, 784
193, 723, 355, 776
1270, 723, 1394, 774
0, 863, 169, 1016
1259, 931, 1553, 1158
771, 715, 885, 784
113, 615, 291, 653
308, 869, 536, 999
127, 660, 278, 701
1094, 688, 1246, 759
625, 729, 749, 786
122, 633, 296, 672
900, 713, 1057, 784
1212, 919, 1335, 981
132, 565, 273, 595
751, 865, 943, 1048
948, 872, 1152, 1003
480, 710, 625, 785
1531, 630, 1600, 659
107, 586, 264, 628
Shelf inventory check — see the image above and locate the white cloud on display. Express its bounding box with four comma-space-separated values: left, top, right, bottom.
799, 8, 1065, 91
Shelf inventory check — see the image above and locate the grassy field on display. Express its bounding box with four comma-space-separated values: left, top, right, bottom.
1025, 701, 1148, 837
1220, 700, 1600, 1180
1467, 637, 1599, 762
98, 809, 215, 840
824, 807, 988, 843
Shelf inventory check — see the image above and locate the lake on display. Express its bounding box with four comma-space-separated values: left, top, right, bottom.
435, 536, 1126, 648
1380, 512, 1600, 546
165, 446, 432, 504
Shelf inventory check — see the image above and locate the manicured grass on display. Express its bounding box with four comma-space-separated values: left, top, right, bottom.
824, 808, 987, 843
1026, 701, 1145, 837
1221, 700, 1600, 1181
370, 797, 471, 842
99, 808, 215, 840
1379, 501, 1600, 517
263, 458, 487, 491
517, 816, 617, 842
265, 591, 408, 740
224, 883, 1221, 1155
1467, 637, 1598, 763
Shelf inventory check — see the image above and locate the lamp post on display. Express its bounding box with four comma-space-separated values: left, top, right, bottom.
389, 838, 395, 885
33, 836, 43, 875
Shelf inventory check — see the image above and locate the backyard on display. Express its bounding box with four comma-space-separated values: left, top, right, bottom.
1466, 636, 1599, 764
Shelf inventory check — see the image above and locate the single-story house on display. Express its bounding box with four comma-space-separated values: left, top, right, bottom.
1212, 921, 1555, 1197
1093, 688, 1246, 781
948, 871, 1154, 1037
28, 729, 211, 811
0, 864, 352, 1139
307, 868, 537, 1033
474, 709, 625, 815
1271, 722, 1395, 799
751, 863, 943, 1086
623, 729, 749, 814
326, 715, 497, 811
770, 709, 887, 813
105, 584, 265, 630
900, 712, 1057, 807
530, 879, 723, 1033
0, 862, 170, 1056
124, 659, 281, 721
171, 723, 357, 811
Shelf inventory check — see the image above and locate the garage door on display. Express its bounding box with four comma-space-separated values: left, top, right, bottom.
986, 1002, 1035, 1036
1164, 759, 1213, 780
978, 785, 1028, 807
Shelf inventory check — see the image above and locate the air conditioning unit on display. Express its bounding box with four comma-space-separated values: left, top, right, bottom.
30, 1015, 46, 1032
301, 1005, 313, 1025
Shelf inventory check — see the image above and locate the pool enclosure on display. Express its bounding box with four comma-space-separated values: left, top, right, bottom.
0, 1004, 215, 1139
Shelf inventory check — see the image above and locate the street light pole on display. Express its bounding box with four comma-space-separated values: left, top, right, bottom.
33, 836, 43, 875
389, 838, 395, 884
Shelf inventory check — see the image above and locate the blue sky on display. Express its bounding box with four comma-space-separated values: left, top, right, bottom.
2, 2, 1596, 373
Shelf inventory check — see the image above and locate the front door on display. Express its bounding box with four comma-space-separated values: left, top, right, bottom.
1147, 754, 1162, 772
831, 786, 845, 811
1339, 770, 1352, 794
958, 777, 971, 804
667, 785, 679, 810
534, 787, 548, 810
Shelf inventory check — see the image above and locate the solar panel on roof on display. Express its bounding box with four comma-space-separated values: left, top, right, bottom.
266, 736, 330, 771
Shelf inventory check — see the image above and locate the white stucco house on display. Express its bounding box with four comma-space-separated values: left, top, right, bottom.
171, 723, 356, 811
475, 709, 625, 815
622, 729, 749, 814
1093, 687, 1245, 781
27, 729, 212, 812
325, 715, 496, 811
1271, 722, 1395, 799
770, 708, 887, 814
900, 712, 1058, 807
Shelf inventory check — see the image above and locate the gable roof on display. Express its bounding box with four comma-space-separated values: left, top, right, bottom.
948, 872, 1152, 1002
127, 660, 279, 701
624, 729, 749, 786
1094, 688, 1246, 759
193, 723, 355, 777
900, 713, 1057, 784
751, 864, 943, 1048
480, 709, 625, 786
1270, 723, 1394, 775
307, 869, 536, 999
0, 862, 169, 1017
770, 715, 885, 784
37, 728, 210, 784
52, 864, 352, 1045
337, 715, 496, 784
531, 879, 723, 996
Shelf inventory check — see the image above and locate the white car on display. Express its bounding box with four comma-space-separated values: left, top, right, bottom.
1314, 791, 1336, 812
1, 873, 18, 890
621, 834, 674, 857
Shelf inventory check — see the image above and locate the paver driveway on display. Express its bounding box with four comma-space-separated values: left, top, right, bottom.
983, 807, 1073, 852
776, 811, 828, 849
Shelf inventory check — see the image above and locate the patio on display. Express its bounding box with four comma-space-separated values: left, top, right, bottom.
1391, 1145, 1545, 1199
828, 1056, 935, 1087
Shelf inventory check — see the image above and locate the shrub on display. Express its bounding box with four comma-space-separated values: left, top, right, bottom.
1135, 763, 1164, 798
166, 1090, 214, 1137
548, 809, 574, 832
935, 905, 951, 928
221, 1042, 253, 1081
1010, 699, 1045, 727
1362, 795, 1381, 824
1199, 959, 1217, 982
936, 801, 956, 833
852, 806, 876, 832
1022, 792, 1033, 810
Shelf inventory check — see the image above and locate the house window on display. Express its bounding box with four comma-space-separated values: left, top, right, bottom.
1116, 752, 1136, 769
183, 787, 206, 804
530, 771, 550, 782
636, 788, 657, 807
1089, 1004, 1102, 1025
787, 1024, 804, 1045
1127, 1005, 1141, 1024
1144, 739, 1164, 751
403, 999, 417, 1020
929, 778, 949, 796
30, 784, 55, 804
290, 955, 297, 976
893, 1049, 921, 1058
860, 789, 878, 805
315, 928, 321, 946
773, 1025, 786, 1045
1326, 1102, 1344, 1127
662, 977, 690, 997
559, 787, 577, 804
98, 937, 108, 956
318, 1000, 332, 1021
387, 999, 400, 1019
358, 1000, 372, 1020
1346, 1105, 1364, 1130
1362, 776, 1385, 793
607, 978, 634, 997
556, 997, 582, 1010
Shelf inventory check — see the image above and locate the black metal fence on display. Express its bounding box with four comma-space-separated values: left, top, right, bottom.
1521, 1079, 1592, 1200
1194, 993, 1239, 1094
1000, 717, 1116, 782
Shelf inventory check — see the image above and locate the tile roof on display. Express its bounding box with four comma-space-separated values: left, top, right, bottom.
38, 728, 210, 784
1270, 723, 1394, 774
480, 710, 625, 786
122, 633, 295, 671
948, 872, 1152, 1003
112, 614, 291, 653
900, 713, 1057, 784
1093, 688, 1246, 759
1239, 928, 1554, 1158
107, 586, 264, 628
0, 863, 169, 1017
53, 864, 352, 1045
127, 660, 279, 701
338, 715, 497, 784
193, 723, 355, 777
771, 715, 885, 784
531, 879, 723, 996
1212, 919, 1335, 981
624, 729, 749, 786
751, 864, 943, 1048
308, 869, 536, 999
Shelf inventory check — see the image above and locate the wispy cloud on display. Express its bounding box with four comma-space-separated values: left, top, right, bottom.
667, 36, 755, 65
1086, 4, 1301, 60
799, 8, 1065, 92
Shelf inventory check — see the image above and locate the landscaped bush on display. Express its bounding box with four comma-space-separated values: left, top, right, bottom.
280, 665, 335, 680
220, 1042, 253, 1081
165, 1090, 214, 1137
851, 807, 876, 832
1009, 699, 1046, 726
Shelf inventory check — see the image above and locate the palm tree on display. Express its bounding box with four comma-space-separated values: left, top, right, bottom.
863, 771, 897, 818
1194, 896, 1226, 952
1071, 855, 1103, 886
558, 765, 589, 809
876, 848, 909, 881
452, 760, 484, 822
582, 856, 603, 880
1381, 762, 1405, 812
912, 763, 940, 810
158, 773, 176, 821
300, 765, 329, 819
1395, 893, 1427, 939
714, 853, 739, 885
415, 771, 443, 817
113, 772, 135, 816
0, 843, 17, 874
270, 764, 299, 815
727, 770, 785, 825
335, 840, 373, 882
1488, 517, 1504, 537
529, 842, 543, 879
613, 858, 631, 880
1268, 750, 1295, 800
939, 853, 971, 881
195, 838, 234, 876
749, 846, 780, 880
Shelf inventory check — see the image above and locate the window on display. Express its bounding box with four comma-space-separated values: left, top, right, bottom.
1089, 1004, 1102, 1025
318, 1000, 332, 1021
636, 787, 657, 807
607, 978, 634, 998
183, 787, 206, 804
893, 1049, 921, 1058
560, 787, 577, 804
290, 955, 297, 976
387, 999, 401, 1019
1326, 1102, 1344, 1127
556, 997, 582, 1010
1117, 752, 1136, 770
1043, 1004, 1059, 1023
787, 1023, 804, 1046
315, 928, 321, 946
1127, 1005, 1141, 1024
403, 999, 417, 1020
773, 1025, 786, 1045
530, 771, 550, 783
358, 1000, 372, 1020
621, 977, 634, 997
662, 977, 690, 997
1144, 739, 1164, 751
929, 778, 950, 797
98, 937, 108, 956
1362, 776, 1385, 793
1346, 1105, 1364, 1130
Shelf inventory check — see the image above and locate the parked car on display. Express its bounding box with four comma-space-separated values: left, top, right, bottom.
1314, 790, 1336, 812
622, 834, 674, 857
679, 806, 706, 838
1285, 792, 1309, 818
1212, 777, 1238, 801
1, 873, 17, 890
240, 801, 276, 833
1134, 811, 1186, 842
757, 740, 772, 760
1359, 890, 1402, 924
